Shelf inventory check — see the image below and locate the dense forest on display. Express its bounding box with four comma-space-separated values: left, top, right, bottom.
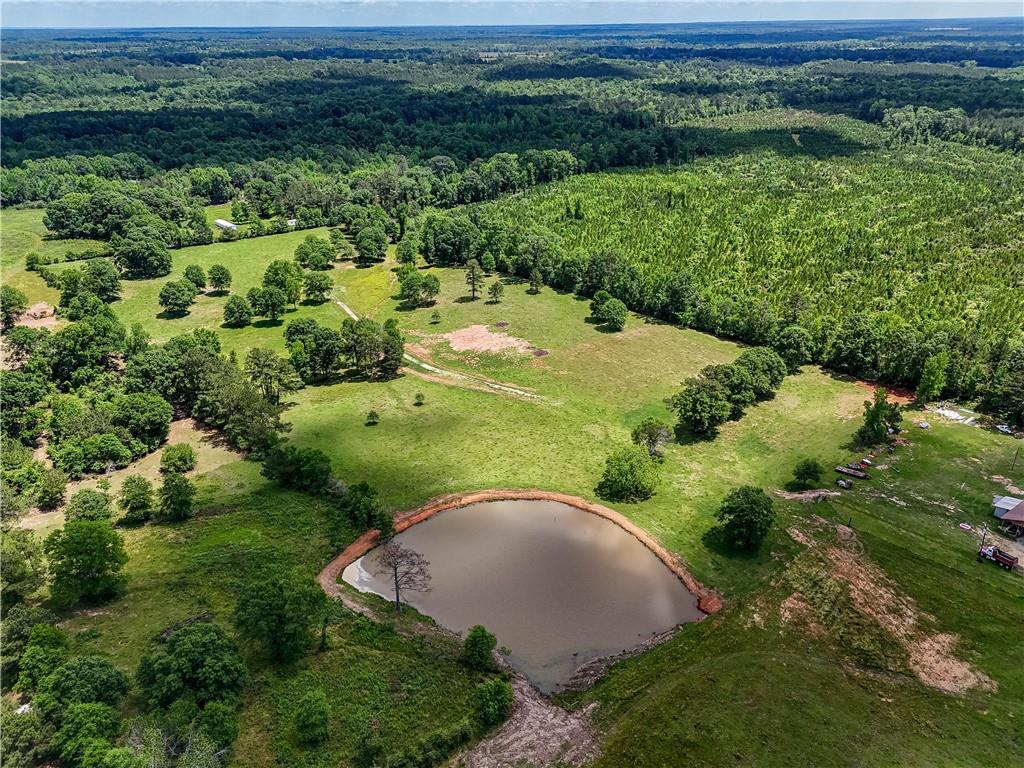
1, 18, 1023, 768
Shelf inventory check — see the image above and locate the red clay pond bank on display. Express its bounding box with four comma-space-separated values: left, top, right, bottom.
318, 488, 723, 615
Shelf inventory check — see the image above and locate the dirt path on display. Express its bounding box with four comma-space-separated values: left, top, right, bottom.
332, 297, 542, 400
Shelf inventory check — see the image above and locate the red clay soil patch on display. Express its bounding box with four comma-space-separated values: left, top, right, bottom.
441, 324, 534, 354
854, 380, 915, 405
16, 302, 58, 329
318, 489, 722, 615
785, 524, 996, 695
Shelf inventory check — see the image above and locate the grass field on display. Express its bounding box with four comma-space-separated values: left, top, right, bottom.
4, 200, 1023, 766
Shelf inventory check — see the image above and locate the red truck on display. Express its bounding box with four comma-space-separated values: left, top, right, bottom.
978, 545, 1019, 571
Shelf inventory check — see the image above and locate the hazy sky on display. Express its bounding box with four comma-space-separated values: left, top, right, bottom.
2, 1, 1019, 29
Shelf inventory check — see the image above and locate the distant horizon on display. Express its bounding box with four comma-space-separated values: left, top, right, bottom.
2, 2, 1019, 30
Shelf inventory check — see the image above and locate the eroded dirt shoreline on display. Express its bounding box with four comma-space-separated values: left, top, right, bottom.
317, 488, 722, 615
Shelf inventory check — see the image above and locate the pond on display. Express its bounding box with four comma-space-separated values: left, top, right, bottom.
342, 499, 702, 692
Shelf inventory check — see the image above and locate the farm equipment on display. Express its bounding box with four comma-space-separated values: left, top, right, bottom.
977, 545, 1019, 571
835, 465, 869, 480
836, 478, 853, 489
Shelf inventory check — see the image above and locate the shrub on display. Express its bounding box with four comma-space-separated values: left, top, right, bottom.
43, 520, 128, 605
293, 688, 330, 744
52, 703, 120, 764
118, 475, 154, 524
136, 622, 247, 707
473, 679, 514, 728
461, 625, 497, 672
160, 443, 196, 474
197, 700, 239, 747
597, 297, 628, 331
630, 417, 672, 457
261, 445, 333, 495
64, 490, 113, 522
715, 486, 775, 551
596, 445, 659, 502
223, 295, 253, 327
34, 469, 68, 510
156, 473, 196, 522
183, 264, 207, 290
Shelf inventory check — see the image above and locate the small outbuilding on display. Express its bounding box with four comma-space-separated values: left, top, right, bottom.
214, 219, 237, 231
993, 495, 1024, 536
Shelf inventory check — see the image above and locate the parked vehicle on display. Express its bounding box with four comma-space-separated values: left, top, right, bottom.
977, 545, 1019, 570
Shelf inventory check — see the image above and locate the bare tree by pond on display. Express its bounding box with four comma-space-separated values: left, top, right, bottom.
376, 542, 431, 612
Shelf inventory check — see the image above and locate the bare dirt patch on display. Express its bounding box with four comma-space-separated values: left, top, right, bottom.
441, 324, 534, 355
775, 488, 841, 503
990, 475, 1024, 496
854, 380, 915, 405
456, 677, 599, 768
16, 302, 58, 329
785, 521, 995, 695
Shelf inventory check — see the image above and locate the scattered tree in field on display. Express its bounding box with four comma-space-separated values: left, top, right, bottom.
157, 472, 196, 522
118, 475, 155, 524
597, 297, 628, 331
376, 541, 431, 613
596, 445, 659, 502
465, 259, 484, 300
672, 377, 733, 435
0, 284, 29, 329
293, 689, 330, 745
487, 281, 504, 303
792, 457, 824, 489
473, 679, 514, 727
395, 236, 418, 267
35, 469, 68, 510
159, 279, 198, 316
223, 295, 252, 327
734, 347, 787, 399
303, 272, 333, 303
329, 228, 355, 261
631, 417, 672, 457
715, 486, 775, 550
44, 520, 128, 605
916, 351, 949, 402
207, 264, 231, 293
136, 622, 247, 707
64, 489, 113, 522
398, 270, 440, 308
183, 265, 207, 291
856, 388, 903, 446
0, 528, 45, 609
366, 410, 379, 426
245, 347, 302, 404
261, 445, 333, 495
234, 569, 327, 662
589, 289, 612, 318
160, 443, 196, 474
262, 259, 303, 306
528, 268, 543, 294
294, 235, 334, 270
414, 392, 425, 406
461, 625, 496, 671
430, 309, 441, 324
355, 225, 388, 264
248, 285, 288, 321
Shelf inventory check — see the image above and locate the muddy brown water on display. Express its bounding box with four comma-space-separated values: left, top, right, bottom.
342, 499, 702, 692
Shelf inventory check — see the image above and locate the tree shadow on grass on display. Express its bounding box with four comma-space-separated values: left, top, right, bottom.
701, 525, 760, 562
156, 309, 191, 320
454, 295, 479, 304
252, 318, 285, 329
